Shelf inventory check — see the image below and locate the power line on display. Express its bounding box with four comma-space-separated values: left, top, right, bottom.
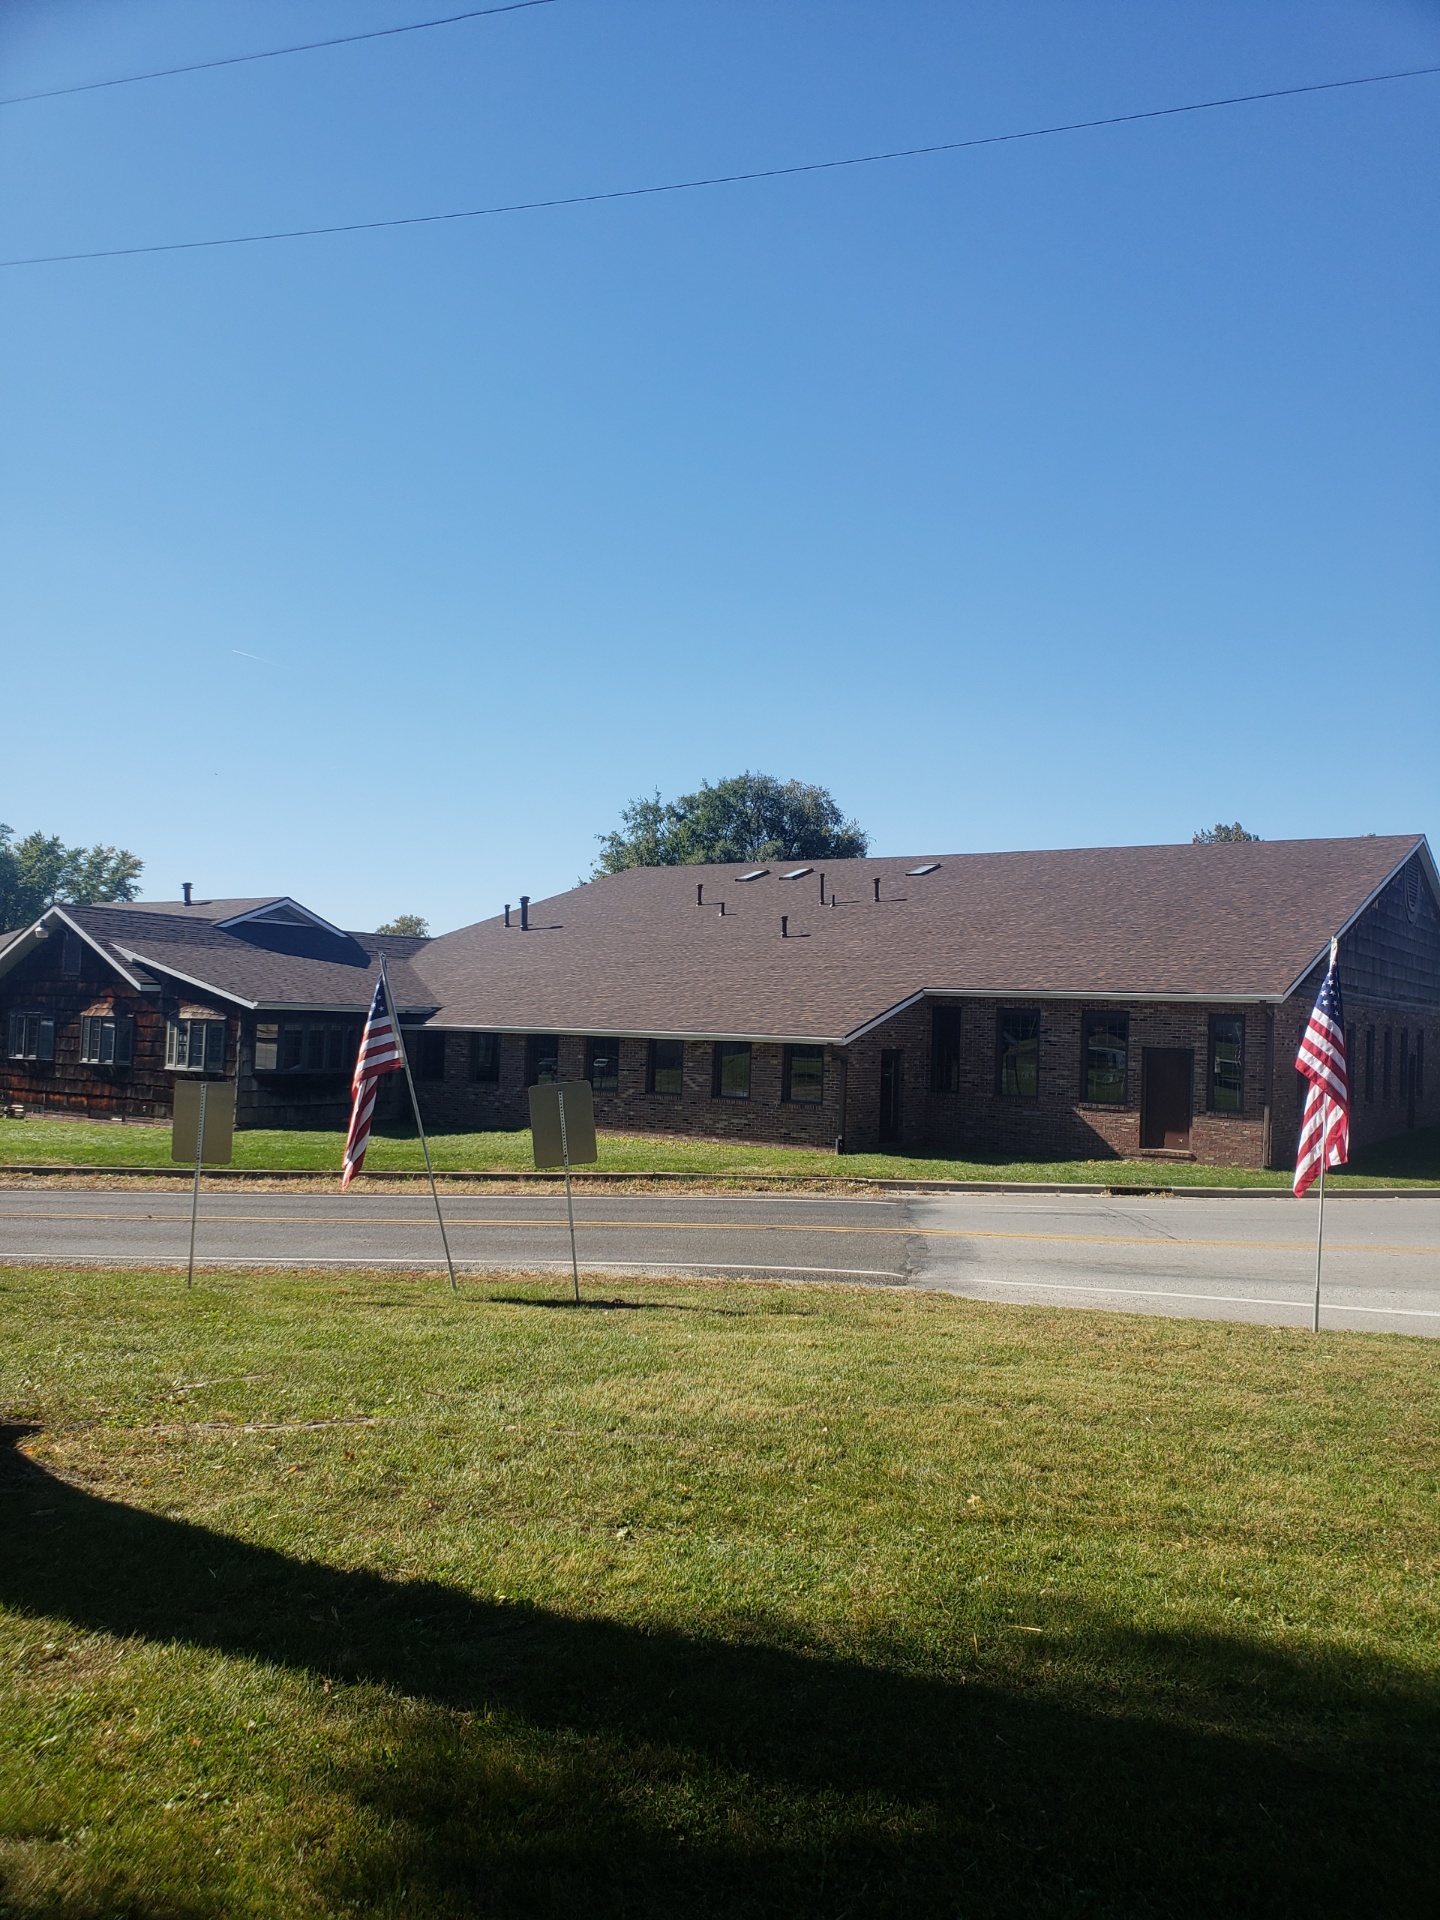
0, 0, 559, 108
4, 61, 1436, 270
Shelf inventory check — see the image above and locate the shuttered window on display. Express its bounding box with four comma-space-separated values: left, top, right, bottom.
80, 1016, 135, 1066
6, 1012, 55, 1061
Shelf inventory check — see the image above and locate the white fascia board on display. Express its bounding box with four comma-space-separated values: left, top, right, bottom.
411, 1020, 849, 1045
256, 1002, 436, 1016
1280, 835, 1436, 1000
112, 948, 259, 1009
214, 896, 349, 939
46, 908, 148, 992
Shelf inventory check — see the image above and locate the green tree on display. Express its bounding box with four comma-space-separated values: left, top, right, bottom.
595, 773, 868, 874
1192, 823, 1261, 844
0, 825, 143, 928
374, 914, 430, 937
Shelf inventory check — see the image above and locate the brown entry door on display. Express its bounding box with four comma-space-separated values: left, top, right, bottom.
1141, 1049, 1193, 1149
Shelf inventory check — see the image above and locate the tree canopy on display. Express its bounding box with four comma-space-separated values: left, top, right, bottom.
0, 825, 143, 929
1192, 823, 1261, 844
595, 774, 868, 874
374, 914, 430, 937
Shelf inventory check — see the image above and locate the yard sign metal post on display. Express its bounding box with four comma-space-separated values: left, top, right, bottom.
186, 1081, 207, 1290
558, 1087, 581, 1304
379, 953, 458, 1293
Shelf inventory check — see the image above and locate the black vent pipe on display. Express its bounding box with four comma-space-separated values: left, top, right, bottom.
520, 895, 530, 931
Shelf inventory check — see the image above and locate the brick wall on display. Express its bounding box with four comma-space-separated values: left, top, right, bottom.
412, 1030, 844, 1148
842, 997, 1271, 1166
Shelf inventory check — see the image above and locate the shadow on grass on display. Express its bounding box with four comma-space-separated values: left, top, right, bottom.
2, 1424, 1437, 1918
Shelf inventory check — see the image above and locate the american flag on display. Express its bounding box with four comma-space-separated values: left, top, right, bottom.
342, 973, 404, 1189
1293, 943, 1349, 1198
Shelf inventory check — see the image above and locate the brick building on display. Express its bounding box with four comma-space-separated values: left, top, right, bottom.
2, 838, 1436, 1170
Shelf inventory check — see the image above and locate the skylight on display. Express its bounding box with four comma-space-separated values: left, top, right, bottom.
781, 867, 813, 880
906, 863, 941, 877
736, 869, 769, 882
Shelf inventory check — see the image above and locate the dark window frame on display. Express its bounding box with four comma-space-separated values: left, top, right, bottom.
415, 1031, 447, 1082
647, 1037, 684, 1096
60, 934, 83, 979
469, 1032, 501, 1084
6, 1010, 56, 1062
166, 1017, 226, 1074
930, 1006, 962, 1094
254, 1019, 358, 1075
525, 1034, 560, 1087
585, 1036, 621, 1092
1365, 1027, 1375, 1103
1207, 1014, 1245, 1113
1418, 1030, 1426, 1101
1081, 1010, 1129, 1106
995, 1009, 1040, 1098
782, 1044, 825, 1105
80, 1014, 135, 1067
1383, 1028, 1393, 1101
712, 1040, 752, 1100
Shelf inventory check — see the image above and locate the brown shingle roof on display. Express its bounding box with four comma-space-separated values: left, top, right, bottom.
410, 836, 1429, 1041
58, 905, 435, 1011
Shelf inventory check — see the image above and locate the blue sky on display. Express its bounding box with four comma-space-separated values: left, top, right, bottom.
2, 0, 1436, 933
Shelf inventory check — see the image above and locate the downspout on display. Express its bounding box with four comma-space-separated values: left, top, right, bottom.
1261, 1008, 1275, 1169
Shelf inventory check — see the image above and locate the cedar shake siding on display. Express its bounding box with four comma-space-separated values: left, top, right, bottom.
3, 841, 1436, 1171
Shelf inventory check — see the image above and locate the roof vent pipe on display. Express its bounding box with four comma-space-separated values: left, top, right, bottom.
696, 882, 704, 905
718, 901, 726, 917
504, 904, 511, 928
781, 915, 789, 938
520, 895, 530, 932
819, 872, 825, 904
873, 877, 880, 902
182, 882, 193, 906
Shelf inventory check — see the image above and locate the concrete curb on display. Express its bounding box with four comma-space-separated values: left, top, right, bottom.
0, 1163, 1434, 1199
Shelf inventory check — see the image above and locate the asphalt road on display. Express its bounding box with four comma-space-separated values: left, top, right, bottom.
2, 1188, 1438, 1334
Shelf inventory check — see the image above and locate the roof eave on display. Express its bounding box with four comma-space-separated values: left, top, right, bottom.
1279, 834, 1434, 999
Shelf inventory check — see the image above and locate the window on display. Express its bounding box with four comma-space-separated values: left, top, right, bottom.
80, 1015, 134, 1066
1384, 1029, 1393, 1101
469, 1033, 501, 1083
254, 1020, 357, 1074
1208, 1015, 1245, 1112
166, 1018, 225, 1072
1365, 1027, 1375, 1103
712, 1041, 751, 1099
781, 867, 813, 880
996, 1011, 1039, 1097
648, 1038, 684, 1096
736, 869, 768, 882
6, 1012, 55, 1061
416, 1031, 446, 1081
525, 1035, 560, 1086
1418, 1031, 1426, 1101
585, 1037, 620, 1091
879, 1049, 903, 1140
61, 934, 83, 978
907, 863, 941, 877
783, 1044, 824, 1104
1082, 1012, 1128, 1105
931, 1007, 962, 1093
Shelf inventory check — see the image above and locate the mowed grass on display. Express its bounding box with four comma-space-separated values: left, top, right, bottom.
2, 1115, 1437, 1187
2, 1270, 1438, 1917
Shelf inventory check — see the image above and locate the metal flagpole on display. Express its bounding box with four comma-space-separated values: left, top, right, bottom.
558, 1087, 581, 1304
380, 953, 458, 1293
1312, 1090, 1327, 1334
187, 1081, 207, 1290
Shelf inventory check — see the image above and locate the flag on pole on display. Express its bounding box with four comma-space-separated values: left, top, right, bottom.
343, 974, 403, 1188
1293, 944, 1348, 1198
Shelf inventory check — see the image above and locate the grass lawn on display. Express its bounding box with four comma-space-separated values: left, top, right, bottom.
2, 1269, 1437, 1917
1, 1115, 1437, 1187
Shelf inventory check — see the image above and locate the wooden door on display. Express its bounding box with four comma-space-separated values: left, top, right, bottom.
1141, 1048, 1193, 1149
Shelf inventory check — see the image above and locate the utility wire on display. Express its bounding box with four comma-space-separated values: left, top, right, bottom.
3, 61, 1436, 270
0, 0, 559, 108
